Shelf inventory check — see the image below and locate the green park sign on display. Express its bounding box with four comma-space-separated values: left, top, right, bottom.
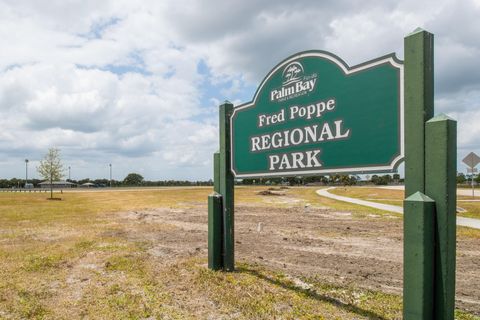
210, 29, 458, 320
231, 51, 404, 178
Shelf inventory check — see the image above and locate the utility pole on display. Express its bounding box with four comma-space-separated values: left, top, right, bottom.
25, 159, 29, 188
109, 163, 112, 187
68, 166, 71, 181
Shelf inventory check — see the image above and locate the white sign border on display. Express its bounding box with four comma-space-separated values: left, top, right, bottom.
230, 50, 405, 178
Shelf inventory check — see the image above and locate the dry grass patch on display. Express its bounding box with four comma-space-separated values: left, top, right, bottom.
289, 187, 401, 218
0, 187, 479, 319
457, 226, 480, 239
329, 187, 404, 202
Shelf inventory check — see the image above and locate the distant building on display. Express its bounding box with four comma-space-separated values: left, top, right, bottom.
79, 182, 96, 188
38, 181, 76, 189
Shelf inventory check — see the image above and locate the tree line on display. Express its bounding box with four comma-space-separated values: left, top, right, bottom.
0, 176, 213, 188
7, 148, 477, 189
4, 173, 478, 189
456, 172, 480, 185
243, 173, 480, 186
241, 173, 403, 186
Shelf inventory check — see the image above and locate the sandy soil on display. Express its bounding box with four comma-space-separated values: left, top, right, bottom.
120, 200, 480, 315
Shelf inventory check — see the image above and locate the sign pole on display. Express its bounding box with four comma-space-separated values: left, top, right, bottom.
426, 114, 457, 319
219, 101, 235, 271
404, 27, 457, 319
462, 153, 480, 199
403, 28, 435, 318
403, 192, 435, 319
403, 28, 458, 319
472, 167, 475, 198
214, 152, 220, 193
208, 192, 223, 270
208, 152, 223, 270
404, 28, 434, 198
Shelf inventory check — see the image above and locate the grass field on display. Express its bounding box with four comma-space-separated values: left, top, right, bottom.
0, 187, 479, 319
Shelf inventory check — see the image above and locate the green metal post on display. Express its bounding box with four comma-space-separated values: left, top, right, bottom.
219, 101, 235, 271
208, 152, 223, 270
214, 152, 220, 193
425, 114, 457, 320
404, 28, 434, 198
208, 192, 223, 270
403, 192, 435, 319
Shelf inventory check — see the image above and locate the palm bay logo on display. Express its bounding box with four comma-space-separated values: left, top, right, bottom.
270, 61, 317, 102
283, 62, 304, 85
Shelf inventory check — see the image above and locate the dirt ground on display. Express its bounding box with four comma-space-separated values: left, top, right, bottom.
121, 197, 480, 316
2, 187, 478, 318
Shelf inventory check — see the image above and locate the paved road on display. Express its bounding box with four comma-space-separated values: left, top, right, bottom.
317, 187, 480, 230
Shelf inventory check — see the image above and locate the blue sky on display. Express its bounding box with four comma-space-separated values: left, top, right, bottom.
0, 0, 479, 181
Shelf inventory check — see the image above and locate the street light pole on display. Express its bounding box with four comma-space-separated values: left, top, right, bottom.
109, 163, 112, 187
25, 159, 29, 188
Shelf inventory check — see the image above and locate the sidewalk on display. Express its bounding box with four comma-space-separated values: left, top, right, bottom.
316, 188, 480, 230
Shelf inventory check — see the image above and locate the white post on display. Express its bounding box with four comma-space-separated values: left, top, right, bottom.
109, 163, 112, 187
472, 167, 475, 199
25, 159, 29, 188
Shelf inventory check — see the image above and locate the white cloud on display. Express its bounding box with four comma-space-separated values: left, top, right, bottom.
0, 0, 479, 179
